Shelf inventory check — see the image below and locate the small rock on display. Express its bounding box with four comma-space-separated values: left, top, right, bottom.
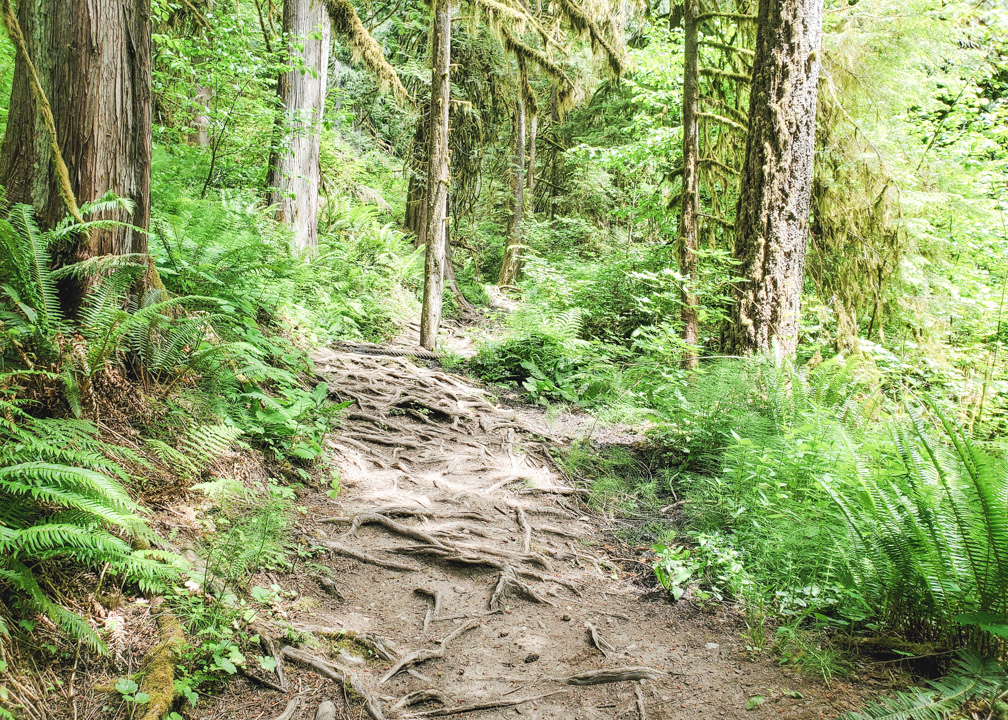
524, 653, 540, 664
562, 614, 572, 622
499, 630, 509, 637
316, 701, 337, 720
705, 642, 720, 650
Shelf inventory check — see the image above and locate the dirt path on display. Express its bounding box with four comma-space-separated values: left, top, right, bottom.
207, 330, 874, 720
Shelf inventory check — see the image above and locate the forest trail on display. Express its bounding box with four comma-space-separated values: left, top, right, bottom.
209, 321, 870, 720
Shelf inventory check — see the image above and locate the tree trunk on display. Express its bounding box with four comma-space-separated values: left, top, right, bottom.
498, 73, 527, 287
267, 0, 331, 252
678, 0, 700, 370
0, 0, 151, 300
724, 0, 823, 360
418, 0, 451, 351
191, 84, 212, 148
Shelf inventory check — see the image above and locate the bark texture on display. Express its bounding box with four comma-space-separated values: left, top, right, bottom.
678, 0, 700, 369
268, 0, 331, 252
725, 0, 823, 359
0, 0, 151, 260
419, 0, 451, 351
497, 68, 527, 288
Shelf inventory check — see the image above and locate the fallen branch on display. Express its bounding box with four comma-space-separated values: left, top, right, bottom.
635, 682, 647, 720
138, 599, 186, 720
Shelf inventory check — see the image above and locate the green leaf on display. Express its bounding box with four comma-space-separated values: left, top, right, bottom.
258, 655, 278, 672
115, 677, 139, 695
745, 696, 765, 711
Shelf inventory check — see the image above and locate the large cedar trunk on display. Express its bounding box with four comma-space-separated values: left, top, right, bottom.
725, 0, 823, 359
678, 0, 700, 369
0, 0, 151, 278
267, 0, 331, 252
418, 0, 451, 351
498, 75, 527, 287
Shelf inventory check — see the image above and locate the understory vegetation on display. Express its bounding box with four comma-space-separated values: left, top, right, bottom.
0, 0, 1007, 716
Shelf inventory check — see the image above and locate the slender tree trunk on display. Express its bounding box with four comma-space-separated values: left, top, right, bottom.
419, 0, 451, 351
678, 0, 700, 369
267, 0, 331, 252
724, 0, 823, 360
0, 0, 152, 311
498, 71, 527, 287
191, 84, 212, 147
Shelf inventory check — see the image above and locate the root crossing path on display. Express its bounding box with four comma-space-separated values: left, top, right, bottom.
220, 341, 867, 720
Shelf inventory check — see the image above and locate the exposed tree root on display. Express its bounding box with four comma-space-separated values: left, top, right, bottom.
635, 682, 648, 720
281, 646, 386, 720
405, 690, 568, 718
489, 565, 553, 610
393, 689, 449, 711
324, 540, 417, 571
379, 620, 480, 685
560, 667, 663, 686
415, 587, 442, 634
585, 622, 615, 658
272, 697, 301, 720
345, 512, 451, 549
516, 506, 532, 554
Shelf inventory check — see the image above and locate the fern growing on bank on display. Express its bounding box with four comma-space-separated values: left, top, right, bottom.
0, 377, 178, 652
842, 653, 1007, 720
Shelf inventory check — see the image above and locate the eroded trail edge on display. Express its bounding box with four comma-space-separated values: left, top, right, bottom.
232, 344, 858, 719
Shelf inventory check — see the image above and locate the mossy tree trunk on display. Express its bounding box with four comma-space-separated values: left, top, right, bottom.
678, 0, 700, 369
498, 62, 528, 288
725, 0, 823, 359
0, 0, 152, 308
267, 0, 331, 252
419, 0, 451, 351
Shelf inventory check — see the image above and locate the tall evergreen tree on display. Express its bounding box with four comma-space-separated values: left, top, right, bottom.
725, 0, 823, 358
0, 0, 152, 305
268, 0, 332, 252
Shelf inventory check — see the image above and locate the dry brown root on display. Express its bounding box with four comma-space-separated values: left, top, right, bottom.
379, 619, 479, 685
635, 682, 648, 720
393, 689, 449, 711
560, 667, 663, 686
516, 506, 532, 554
281, 646, 386, 720
415, 588, 442, 634
345, 512, 451, 549
324, 540, 417, 572
272, 697, 301, 720
585, 622, 615, 658
405, 690, 568, 718
489, 565, 554, 611
401, 544, 507, 570
137, 599, 185, 720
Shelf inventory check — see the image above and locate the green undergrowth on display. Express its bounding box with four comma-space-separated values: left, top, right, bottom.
0, 143, 421, 711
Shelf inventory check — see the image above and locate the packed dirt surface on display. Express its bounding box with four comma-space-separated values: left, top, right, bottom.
202, 328, 887, 720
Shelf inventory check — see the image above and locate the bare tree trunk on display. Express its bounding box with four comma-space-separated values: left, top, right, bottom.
419, 0, 451, 351
267, 0, 331, 252
678, 0, 700, 369
725, 0, 823, 360
498, 67, 527, 287
0, 0, 152, 311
